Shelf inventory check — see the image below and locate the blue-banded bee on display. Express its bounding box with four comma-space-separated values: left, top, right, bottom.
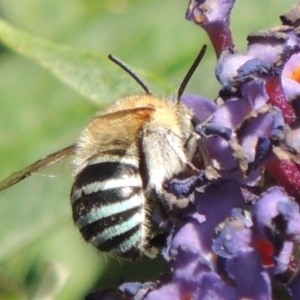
0, 46, 207, 259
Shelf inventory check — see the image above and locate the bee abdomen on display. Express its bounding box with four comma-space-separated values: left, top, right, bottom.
71, 161, 147, 259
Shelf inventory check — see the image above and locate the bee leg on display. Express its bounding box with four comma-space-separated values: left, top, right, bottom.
143, 232, 169, 258
149, 232, 169, 249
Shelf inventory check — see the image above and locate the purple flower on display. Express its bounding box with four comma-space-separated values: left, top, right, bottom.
87, 2, 300, 299
186, 0, 236, 57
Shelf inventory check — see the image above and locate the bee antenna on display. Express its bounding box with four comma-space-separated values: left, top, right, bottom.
177, 44, 207, 102
108, 54, 152, 95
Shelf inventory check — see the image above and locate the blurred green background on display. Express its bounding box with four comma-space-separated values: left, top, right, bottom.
0, 1, 296, 299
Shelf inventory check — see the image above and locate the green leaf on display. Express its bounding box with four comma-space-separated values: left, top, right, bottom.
0, 271, 27, 300
0, 18, 174, 105
32, 261, 69, 300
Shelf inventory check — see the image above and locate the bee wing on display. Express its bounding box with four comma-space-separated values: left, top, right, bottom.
0, 144, 75, 192
97, 106, 155, 126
